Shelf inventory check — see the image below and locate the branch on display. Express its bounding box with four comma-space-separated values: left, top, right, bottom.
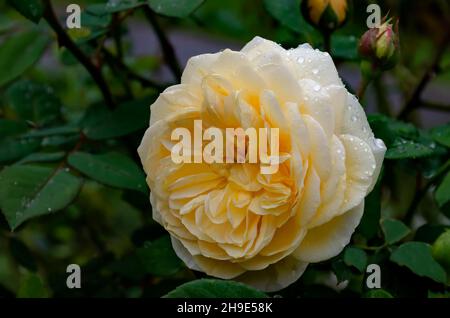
143, 6, 182, 80
101, 48, 169, 92
397, 32, 450, 119
420, 101, 450, 113
42, 0, 116, 109
403, 162, 450, 225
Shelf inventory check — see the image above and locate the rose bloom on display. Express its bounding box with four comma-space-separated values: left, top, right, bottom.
138, 37, 386, 292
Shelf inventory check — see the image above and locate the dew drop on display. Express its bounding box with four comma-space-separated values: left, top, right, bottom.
313, 85, 321, 92
312, 69, 319, 75
351, 115, 357, 122
297, 57, 305, 64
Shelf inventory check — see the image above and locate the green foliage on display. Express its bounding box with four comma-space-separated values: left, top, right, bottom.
137, 236, 184, 276
0, 165, 82, 230
390, 242, 447, 284
82, 97, 153, 140
431, 123, 450, 148
17, 274, 49, 298
148, 0, 205, 18
6, 0, 43, 24
164, 279, 268, 298
6, 80, 61, 126
435, 172, 450, 217
0, 138, 41, 164
364, 289, 393, 298
343, 247, 367, 272
68, 151, 147, 193
381, 219, 411, 245
0, 31, 48, 87
331, 35, 358, 60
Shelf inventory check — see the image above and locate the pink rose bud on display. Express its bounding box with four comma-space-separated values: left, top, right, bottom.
358, 19, 399, 70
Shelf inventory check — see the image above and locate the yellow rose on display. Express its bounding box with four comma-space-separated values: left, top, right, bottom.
302, 0, 349, 31
138, 37, 386, 292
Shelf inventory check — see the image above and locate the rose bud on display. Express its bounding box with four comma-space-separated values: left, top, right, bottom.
358, 19, 399, 70
301, 0, 349, 32
432, 230, 450, 273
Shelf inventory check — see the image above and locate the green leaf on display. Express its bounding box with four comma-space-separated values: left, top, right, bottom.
23, 125, 80, 138
364, 289, 393, 298
7, 0, 44, 24
431, 123, 450, 148
368, 114, 418, 146
390, 242, 447, 284
263, 0, 316, 38
88, 0, 146, 15
0, 119, 28, 139
164, 279, 267, 298
428, 290, 450, 298
331, 35, 358, 60
343, 247, 368, 272
368, 114, 445, 160
0, 31, 48, 87
82, 96, 154, 140
68, 152, 147, 193
0, 165, 82, 230
6, 80, 61, 126
0, 138, 41, 164
381, 219, 411, 245
148, 0, 205, 18
9, 237, 37, 272
386, 138, 440, 160
17, 274, 48, 298
16, 152, 66, 165
435, 172, 450, 217
41, 135, 79, 148
137, 236, 183, 276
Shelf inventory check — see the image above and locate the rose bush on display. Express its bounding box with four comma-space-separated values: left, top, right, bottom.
138, 36, 386, 291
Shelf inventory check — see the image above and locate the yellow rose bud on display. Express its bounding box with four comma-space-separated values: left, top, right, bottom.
302, 0, 349, 31
138, 37, 386, 292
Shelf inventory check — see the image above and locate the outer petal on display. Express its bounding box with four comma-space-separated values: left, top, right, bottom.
181, 52, 220, 88
288, 44, 343, 86
236, 255, 308, 292
335, 93, 387, 191
295, 202, 364, 263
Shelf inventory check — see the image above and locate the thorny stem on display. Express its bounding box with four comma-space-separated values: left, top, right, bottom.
42, 0, 116, 109
143, 6, 182, 80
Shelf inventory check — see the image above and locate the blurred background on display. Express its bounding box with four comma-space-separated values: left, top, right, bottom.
0, 0, 449, 298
